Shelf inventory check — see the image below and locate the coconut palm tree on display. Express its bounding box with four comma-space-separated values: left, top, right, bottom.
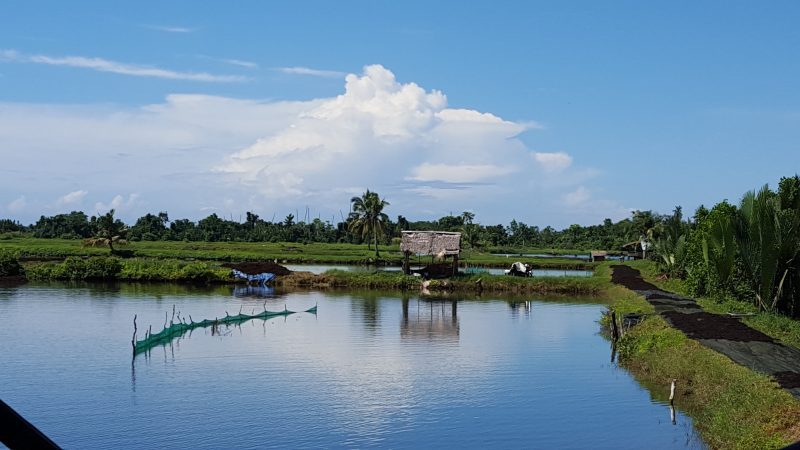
348, 190, 390, 260
84, 209, 128, 253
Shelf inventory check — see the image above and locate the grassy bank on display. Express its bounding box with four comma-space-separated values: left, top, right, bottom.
617, 316, 800, 449
0, 237, 593, 269
24, 257, 230, 283
277, 268, 609, 295
13, 253, 606, 295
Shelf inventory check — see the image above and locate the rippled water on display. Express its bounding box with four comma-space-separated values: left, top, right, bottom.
0, 283, 704, 449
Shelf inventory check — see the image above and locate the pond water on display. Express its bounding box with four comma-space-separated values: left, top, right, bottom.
284, 264, 593, 277
0, 283, 704, 449
491, 253, 633, 261
491, 253, 592, 260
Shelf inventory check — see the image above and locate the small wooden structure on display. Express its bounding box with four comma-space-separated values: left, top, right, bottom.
621, 241, 644, 259
400, 231, 461, 277
591, 250, 607, 262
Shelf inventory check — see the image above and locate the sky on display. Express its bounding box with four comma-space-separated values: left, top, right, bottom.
1, 1, 799, 228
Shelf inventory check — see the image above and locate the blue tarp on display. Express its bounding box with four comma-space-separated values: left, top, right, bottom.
231, 269, 276, 285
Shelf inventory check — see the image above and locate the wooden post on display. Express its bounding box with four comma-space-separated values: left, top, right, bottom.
131, 314, 137, 354
452, 254, 459, 276
610, 310, 619, 341
403, 251, 410, 275
669, 379, 677, 404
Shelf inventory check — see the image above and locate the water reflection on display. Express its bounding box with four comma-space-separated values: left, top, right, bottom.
2, 283, 707, 449
508, 300, 532, 319
401, 299, 459, 342
232, 285, 277, 298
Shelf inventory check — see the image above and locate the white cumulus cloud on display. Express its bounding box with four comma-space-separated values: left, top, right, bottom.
94, 194, 140, 214
533, 152, 573, 172
0, 64, 623, 226
563, 186, 591, 206
408, 163, 516, 183
218, 64, 531, 204
57, 190, 88, 205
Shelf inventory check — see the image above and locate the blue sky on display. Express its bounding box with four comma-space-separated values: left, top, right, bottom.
1, 1, 799, 228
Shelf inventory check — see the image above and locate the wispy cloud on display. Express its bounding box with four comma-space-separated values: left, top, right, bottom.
222, 58, 258, 69
144, 24, 195, 33
7, 196, 26, 213
196, 54, 259, 69
276, 66, 345, 78
57, 189, 88, 206
0, 49, 247, 82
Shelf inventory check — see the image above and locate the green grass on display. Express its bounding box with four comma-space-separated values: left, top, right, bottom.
617, 316, 800, 449
0, 237, 592, 269
24, 257, 230, 283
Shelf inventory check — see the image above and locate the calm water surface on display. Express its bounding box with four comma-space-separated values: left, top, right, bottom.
284, 263, 592, 277
0, 283, 703, 449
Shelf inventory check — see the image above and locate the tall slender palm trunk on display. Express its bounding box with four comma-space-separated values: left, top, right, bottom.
373, 218, 380, 260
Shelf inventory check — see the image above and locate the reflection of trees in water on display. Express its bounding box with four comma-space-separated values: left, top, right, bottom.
348, 291, 387, 332
401, 298, 459, 342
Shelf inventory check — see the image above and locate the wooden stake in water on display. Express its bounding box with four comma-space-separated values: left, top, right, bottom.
669, 379, 677, 404
610, 310, 619, 341
131, 315, 137, 354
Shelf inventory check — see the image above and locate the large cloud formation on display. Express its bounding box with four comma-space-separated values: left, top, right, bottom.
0, 64, 627, 226
218, 65, 534, 210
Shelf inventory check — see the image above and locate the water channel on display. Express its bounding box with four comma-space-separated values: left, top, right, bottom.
0, 283, 704, 449
283, 264, 593, 277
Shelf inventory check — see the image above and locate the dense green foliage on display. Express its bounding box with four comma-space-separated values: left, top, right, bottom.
672, 176, 800, 317
2, 189, 692, 251
26, 256, 122, 280
25, 257, 229, 283
0, 249, 24, 276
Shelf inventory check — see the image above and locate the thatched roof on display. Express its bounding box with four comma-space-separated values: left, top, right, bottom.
400, 231, 461, 256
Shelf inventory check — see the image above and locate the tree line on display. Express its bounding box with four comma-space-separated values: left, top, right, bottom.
651, 175, 800, 318
0, 199, 674, 252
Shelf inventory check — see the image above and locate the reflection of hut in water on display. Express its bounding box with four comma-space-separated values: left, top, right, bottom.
400, 231, 461, 277
400, 299, 459, 342
509, 301, 532, 319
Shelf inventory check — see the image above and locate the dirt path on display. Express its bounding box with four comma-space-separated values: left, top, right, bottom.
611, 265, 800, 398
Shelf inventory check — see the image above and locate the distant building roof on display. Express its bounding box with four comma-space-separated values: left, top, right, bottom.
591, 250, 608, 257
400, 231, 461, 256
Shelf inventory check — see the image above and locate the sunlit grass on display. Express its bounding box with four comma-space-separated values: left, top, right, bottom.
618, 316, 800, 449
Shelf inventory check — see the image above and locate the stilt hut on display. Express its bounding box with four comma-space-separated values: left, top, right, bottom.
400, 231, 461, 277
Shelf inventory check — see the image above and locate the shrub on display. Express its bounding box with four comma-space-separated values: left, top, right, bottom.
0, 249, 23, 276
47, 256, 122, 280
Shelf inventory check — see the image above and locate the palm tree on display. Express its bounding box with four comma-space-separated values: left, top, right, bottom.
461, 211, 475, 226
733, 185, 800, 312
84, 209, 127, 253
349, 190, 390, 260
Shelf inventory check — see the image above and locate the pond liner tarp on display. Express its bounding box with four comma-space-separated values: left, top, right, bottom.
132, 304, 318, 355
230, 269, 276, 285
